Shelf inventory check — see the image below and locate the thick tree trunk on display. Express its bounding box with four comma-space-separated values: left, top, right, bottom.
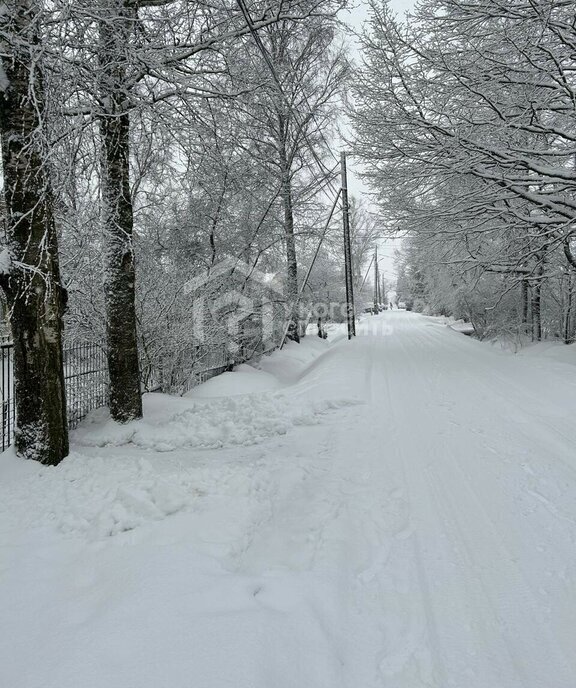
98, 2, 142, 422
277, 114, 299, 342
531, 251, 547, 342
563, 272, 574, 344
0, 1, 68, 464
521, 278, 529, 327
531, 274, 543, 342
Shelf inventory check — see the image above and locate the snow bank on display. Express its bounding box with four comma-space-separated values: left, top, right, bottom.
258, 336, 332, 383
0, 336, 357, 542
74, 336, 357, 453
0, 450, 198, 539
187, 364, 282, 398
75, 392, 352, 452
517, 340, 576, 367
425, 314, 476, 335
188, 337, 333, 396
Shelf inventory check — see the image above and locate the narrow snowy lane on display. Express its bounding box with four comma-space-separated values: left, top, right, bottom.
2, 311, 576, 688
230, 311, 576, 687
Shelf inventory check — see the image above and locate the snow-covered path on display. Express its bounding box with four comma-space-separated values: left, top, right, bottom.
345, 313, 576, 687
2, 312, 576, 687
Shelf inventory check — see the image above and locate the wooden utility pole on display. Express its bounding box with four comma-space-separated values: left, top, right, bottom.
340, 152, 356, 338
373, 245, 379, 313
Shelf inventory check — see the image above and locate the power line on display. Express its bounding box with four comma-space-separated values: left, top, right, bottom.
235, 1, 359, 343
234, 0, 340, 201
279, 188, 342, 348
359, 254, 374, 292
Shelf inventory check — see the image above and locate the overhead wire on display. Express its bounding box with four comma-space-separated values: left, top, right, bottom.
234, 0, 357, 343
234, 0, 341, 201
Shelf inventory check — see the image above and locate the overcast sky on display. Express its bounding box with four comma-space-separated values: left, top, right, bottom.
346, 0, 416, 31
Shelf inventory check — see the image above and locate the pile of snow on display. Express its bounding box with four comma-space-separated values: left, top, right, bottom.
516, 340, 576, 367
426, 314, 476, 335
257, 336, 334, 383
73, 337, 360, 455
448, 319, 475, 335
0, 450, 196, 539
0, 336, 358, 542
75, 351, 356, 453
75, 393, 351, 452
188, 364, 282, 398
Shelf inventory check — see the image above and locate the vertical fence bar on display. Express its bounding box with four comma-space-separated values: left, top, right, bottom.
7, 345, 10, 449
0, 343, 16, 451
2, 345, 6, 451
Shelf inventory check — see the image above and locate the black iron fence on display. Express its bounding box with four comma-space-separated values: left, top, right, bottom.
64, 343, 108, 429
1, 343, 15, 452
0, 332, 279, 452
140, 342, 231, 396
1, 342, 109, 451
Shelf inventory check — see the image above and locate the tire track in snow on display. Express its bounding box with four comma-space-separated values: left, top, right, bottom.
390, 324, 528, 686
378, 323, 450, 688
354, 320, 448, 687
419, 324, 576, 479
428, 457, 575, 687
372, 312, 576, 687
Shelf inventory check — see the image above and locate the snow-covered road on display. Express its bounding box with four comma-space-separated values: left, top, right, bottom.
2, 311, 576, 687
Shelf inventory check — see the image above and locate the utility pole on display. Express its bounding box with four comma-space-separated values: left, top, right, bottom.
373, 245, 379, 313
381, 272, 386, 307
340, 152, 356, 338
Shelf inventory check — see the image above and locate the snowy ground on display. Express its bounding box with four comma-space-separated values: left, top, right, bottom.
2, 311, 576, 688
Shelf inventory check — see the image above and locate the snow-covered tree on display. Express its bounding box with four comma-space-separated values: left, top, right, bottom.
0, 0, 69, 464
352, 0, 576, 343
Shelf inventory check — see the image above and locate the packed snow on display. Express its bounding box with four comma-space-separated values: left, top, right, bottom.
1, 311, 576, 687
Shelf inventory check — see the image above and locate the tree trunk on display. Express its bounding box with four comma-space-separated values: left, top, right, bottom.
0, 0, 69, 464
279, 176, 299, 338
531, 273, 543, 342
563, 271, 574, 344
208, 169, 228, 269
531, 250, 548, 342
521, 277, 529, 328
277, 113, 299, 342
98, 2, 142, 422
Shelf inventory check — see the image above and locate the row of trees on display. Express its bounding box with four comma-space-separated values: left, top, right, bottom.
352, 0, 576, 343
0, 0, 356, 464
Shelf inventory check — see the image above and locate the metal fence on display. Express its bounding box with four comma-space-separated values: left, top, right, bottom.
1, 343, 15, 451
64, 343, 108, 429
1, 342, 109, 450
140, 342, 232, 396
0, 333, 279, 452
